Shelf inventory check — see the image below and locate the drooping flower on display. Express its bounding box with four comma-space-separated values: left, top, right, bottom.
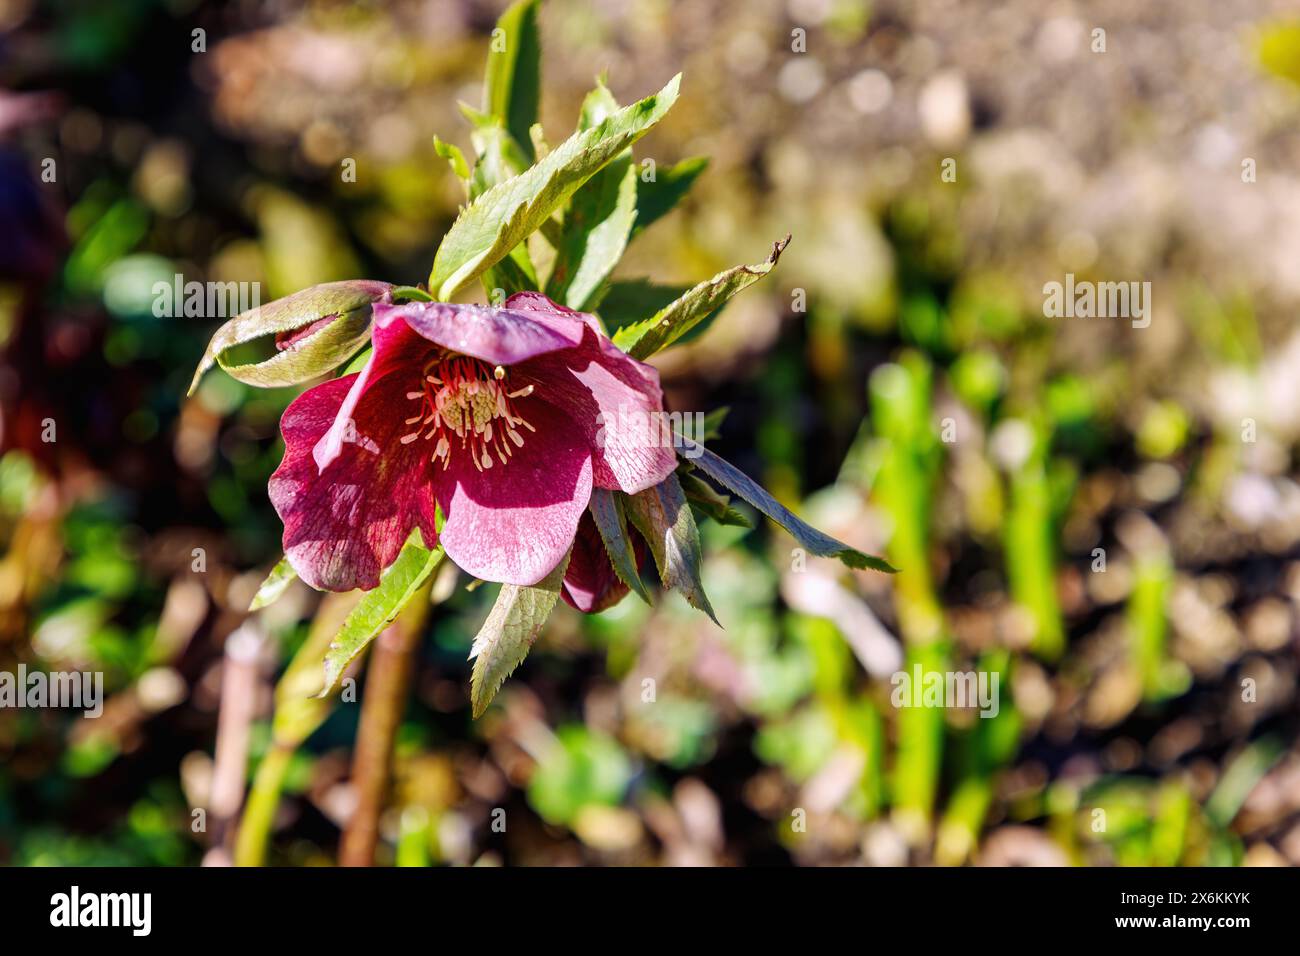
269, 292, 677, 594
560, 510, 649, 613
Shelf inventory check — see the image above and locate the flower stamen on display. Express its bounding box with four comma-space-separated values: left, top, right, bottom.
402, 354, 538, 471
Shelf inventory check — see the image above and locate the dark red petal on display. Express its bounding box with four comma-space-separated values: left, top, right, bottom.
270, 374, 440, 592
274, 314, 335, 351
560, 510, 631, 613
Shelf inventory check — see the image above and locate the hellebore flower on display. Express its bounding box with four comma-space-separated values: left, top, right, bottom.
269, 292, 677, 593
560, 510, 649, 613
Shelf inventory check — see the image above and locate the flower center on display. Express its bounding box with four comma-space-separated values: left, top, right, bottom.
399, 354, 536, 472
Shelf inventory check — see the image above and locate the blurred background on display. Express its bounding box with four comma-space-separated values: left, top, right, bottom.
2, 0, 1300, 866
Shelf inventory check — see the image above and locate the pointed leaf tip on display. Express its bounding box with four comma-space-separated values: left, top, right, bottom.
469, 554, 570, 717
248, 556, 298, 612
683, 440, 896, 574
613, 236, 789, 360
624, 476, 718, 625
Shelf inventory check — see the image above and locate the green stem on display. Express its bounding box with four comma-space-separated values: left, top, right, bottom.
234, 744, 293, 867
233, 591, 356, 866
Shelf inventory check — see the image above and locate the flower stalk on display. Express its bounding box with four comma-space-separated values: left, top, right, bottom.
338, 587, 431, 866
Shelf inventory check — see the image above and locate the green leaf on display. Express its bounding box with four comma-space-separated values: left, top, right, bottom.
529, 122, 549, 161
469, 552, 570, 718
484, 247, 539, 299
188, 280, 390, 395
342, 346, 372, 376
680, 470, 751, 528
248, 557, 297, 612
700, 406, 729, 441
457, 110, 540, 298
633, 156, 708, 237
593, 278, 689, 332
1205, 735, 1285, 829
541, 77, 638, 310
428, 74, 680, 302
588, 488, 651, 605
483, 0, 541, 163
461, 107, 532, 199
273, 593, 356, 741
623, 475, 717, 623
433, 136, 471, 183
545, 157, 638, 310
613, 235, 789, 359
682, 439, 896, 573
390, 286, 433, 303
577, 78, 619, 130
319, 533, 445, 696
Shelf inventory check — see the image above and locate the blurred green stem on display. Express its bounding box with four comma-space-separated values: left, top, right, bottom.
234, 591, 358, 867
1128, 549, 1173, 701
234, 745, 293, 867
1004, 427, 1065, 660
869, 353, 949, 839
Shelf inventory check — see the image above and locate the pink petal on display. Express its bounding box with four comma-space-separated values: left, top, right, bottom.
504, 291, 604, 336
518, 325, 678, 494
434, 398, 593, 586
271, 374, 441, 592
376, 299, 586, 367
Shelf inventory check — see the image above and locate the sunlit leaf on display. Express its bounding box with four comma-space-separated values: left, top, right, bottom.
613, 235, 788, 359
588, 488, 651, 605
456, 109, 541, 298
543, 78, 638, 310
593, 278, 688, 333
248, 557, 297, 612
483, 0, 541, 163
546, 158, 637, 310
623, 475, 717, 623
319, 532, 444, 696
469, 552, 570, 717
428, 74, 680, 301
433, 136, 471, 184
460, 106, 532, 199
